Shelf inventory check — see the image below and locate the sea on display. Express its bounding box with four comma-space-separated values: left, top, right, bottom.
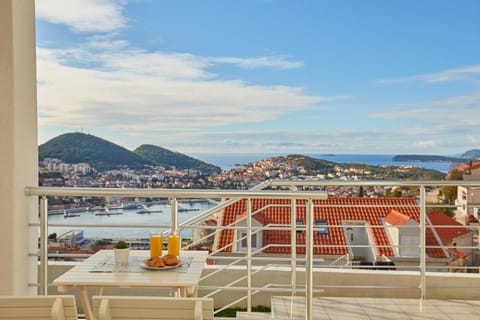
49, 153, 456, 242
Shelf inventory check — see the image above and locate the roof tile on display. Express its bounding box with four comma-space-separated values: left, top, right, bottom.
216, 198, 465, 259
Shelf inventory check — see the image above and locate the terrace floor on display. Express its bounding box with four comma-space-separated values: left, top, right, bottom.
237, 296, 480, 319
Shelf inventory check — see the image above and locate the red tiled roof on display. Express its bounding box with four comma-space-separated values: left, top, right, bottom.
457, 161, 480, 172
447, 248, 467, 259
216, 197, 448, 258
427, 211, 470, 243
385, 210, 410, 226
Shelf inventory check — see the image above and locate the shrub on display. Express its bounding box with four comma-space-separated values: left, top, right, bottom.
114, 240, 129, 249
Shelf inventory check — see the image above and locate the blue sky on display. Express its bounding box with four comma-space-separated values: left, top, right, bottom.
35, 0, 480, 156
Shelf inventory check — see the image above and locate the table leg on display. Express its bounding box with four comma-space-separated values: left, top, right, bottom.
180, 287, 186, 297
171, 286, 181, 297
191, 285, 198, 297
95, 287, 104, 296
77, 286, 94, 320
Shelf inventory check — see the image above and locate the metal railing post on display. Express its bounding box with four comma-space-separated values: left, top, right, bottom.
419, 186, 426, 300
171, 197, 178, 233
246, 198, 252, 312
305, 199, 314, 320
291, 199, 297, 294
39, 196, 49, 295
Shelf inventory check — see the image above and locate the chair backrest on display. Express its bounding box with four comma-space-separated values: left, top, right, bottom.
92, 296, 214, 320
0, 295, 77, 320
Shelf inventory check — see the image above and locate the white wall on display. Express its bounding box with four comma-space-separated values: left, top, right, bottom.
456, 186, 468, 216
344, 221, 376, 262
0, 0, 38, 295
399, 220, 420, 257
233, 218, 262, 252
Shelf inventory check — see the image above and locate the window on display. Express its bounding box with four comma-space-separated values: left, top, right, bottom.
240, 232, 257, 248
296, 218, 304, 236
315, 220, 329, 236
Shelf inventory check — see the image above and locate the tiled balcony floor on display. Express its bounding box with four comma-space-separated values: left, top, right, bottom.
270, 296, 480, 320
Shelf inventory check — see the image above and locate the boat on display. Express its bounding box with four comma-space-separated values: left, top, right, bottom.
136, 204, 162, 214
178, 208, 200, 212
63, 211, 80, 218
94, 206, 123, 216
122, 202, 141, 209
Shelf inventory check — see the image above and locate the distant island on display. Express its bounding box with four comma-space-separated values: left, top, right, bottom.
392, 154, 462, 163
393, 149, 480, 163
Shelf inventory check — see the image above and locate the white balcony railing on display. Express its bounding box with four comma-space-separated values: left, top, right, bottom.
25, 180, 480, 320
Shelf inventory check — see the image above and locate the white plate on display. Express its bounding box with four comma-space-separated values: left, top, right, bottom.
141, 259, 183, 271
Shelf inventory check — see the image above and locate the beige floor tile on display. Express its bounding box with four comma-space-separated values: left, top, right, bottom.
445, 313, 479, 320
435, 306, 478, 314
405, 313, 451, 320
398, 304, 440, 313
269, 296, 480, 320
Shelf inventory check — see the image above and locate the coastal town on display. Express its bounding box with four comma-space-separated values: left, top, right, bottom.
40, 155, 445, 198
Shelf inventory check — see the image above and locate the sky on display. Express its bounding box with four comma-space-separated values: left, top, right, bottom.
35, 0, 480, 156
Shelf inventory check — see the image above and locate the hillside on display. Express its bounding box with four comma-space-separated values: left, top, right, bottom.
264, 154, 446, 181
39, 133, 151, 171
281, 154, 337, 170
39, 132, 221, 173
134, 144, 221, 174
461, 149, 480, 159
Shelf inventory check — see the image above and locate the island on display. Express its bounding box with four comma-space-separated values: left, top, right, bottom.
392, 154, 462, 163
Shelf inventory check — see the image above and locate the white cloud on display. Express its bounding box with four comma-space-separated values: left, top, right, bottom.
36, 0, 127, 33
86, 34, 129, 50
370, 92, 480, 126
154, 126, 463, 155
36, 46, 325, 133
412, 140, 439, 149
377, 65, 480, 84
209, 56, 304, 70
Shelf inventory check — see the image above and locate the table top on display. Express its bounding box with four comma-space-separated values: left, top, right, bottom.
53, 250, 209, 288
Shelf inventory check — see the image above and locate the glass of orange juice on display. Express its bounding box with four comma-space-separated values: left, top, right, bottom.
167, 233, 181, 256
149, 233, 162, 257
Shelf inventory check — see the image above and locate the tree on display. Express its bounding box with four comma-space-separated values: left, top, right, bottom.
440, 168, 463, 204
358, 186, 364, 197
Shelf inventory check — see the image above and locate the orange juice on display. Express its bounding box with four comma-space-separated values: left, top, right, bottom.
149, 234, 162, 257
167, 234, 180, 256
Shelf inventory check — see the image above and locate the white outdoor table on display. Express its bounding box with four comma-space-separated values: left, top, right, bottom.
53, 250, 208, 320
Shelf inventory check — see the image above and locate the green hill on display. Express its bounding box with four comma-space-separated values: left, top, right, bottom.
134, 144, 221, 174
282, 154, 337, 170
264, 154, 445, 180
39, 132, 151, 171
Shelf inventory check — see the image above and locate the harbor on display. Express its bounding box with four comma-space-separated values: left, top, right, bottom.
47, 200, 215, 240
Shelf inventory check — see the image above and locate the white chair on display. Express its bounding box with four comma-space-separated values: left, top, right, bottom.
92, 296, 214, 320
0, 295, 77, 320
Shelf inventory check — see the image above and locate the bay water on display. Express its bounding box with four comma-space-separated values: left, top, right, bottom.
48, 201, 215, 242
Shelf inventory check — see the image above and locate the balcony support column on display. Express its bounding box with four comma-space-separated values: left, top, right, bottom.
171, 197, 178, 233
305, 199, 314, 320
0, 0, 38, 295
246, 198, 252, 312
39, 197, 49, 295
290, 199, 297, 293
419, 186, 426, 300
